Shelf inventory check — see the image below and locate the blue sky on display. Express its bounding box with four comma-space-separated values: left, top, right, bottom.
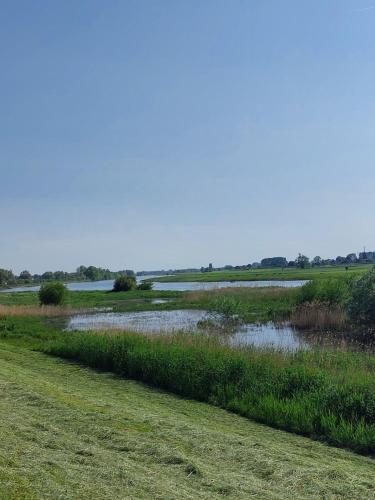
1, 0, 375, 273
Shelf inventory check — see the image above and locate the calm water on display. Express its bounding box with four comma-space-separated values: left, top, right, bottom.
66, 309, 375, 352
2, 278, 306, 293
66, 310, 309, 350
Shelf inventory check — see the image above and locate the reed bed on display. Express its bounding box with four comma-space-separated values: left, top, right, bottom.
289, 302, 347, 330
0, 304, 83, 317
46, 330, 375, 455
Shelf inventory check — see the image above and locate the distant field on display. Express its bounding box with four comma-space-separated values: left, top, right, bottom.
150, 265, 372, 282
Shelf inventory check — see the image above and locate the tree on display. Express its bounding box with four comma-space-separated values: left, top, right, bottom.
53, 271, 66, 281
311, 256, 322, 267
39, 282, 67, 305
261, 257, 287, 268
76, 265, 87, 275
19, 270, 32, 280
42, 271, 54, 281
113, 276, 136, 292
295, 254, 310, 269
84, 266, 100, 281
0, 269, 15, 286
346, 253, 357, 264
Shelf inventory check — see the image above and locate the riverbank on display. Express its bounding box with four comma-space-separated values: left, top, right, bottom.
1, 339, 375, 498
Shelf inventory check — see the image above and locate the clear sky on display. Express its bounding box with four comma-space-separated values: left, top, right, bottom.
2, 0, 375, 273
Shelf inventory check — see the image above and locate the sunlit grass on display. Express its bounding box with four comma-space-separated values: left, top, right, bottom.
46, 329, 375, 455
2, 342, 375, 498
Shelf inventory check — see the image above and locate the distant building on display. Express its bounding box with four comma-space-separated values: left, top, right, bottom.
359, 251, 375, 262
261, 257, 287, 268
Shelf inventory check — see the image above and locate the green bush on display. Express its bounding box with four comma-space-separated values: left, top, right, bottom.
210, 296, 243, 319
39, 282, 67, 305
113, 276, 136, 292
137, 281, 153, 291
297, 279, 352, 306
347, 268, 375, 325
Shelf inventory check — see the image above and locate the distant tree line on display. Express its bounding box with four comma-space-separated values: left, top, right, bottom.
0, 265, 135, 288
258, 252, 371, 270
199, 251, 374, 273
136, 251, 375, 278
1, 250, 374, 288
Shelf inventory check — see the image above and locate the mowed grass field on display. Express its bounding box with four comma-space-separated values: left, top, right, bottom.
1, 341, 375, 499
150, 265, 372, 282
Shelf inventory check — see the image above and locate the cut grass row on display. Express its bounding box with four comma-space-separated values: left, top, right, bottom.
2, 342, 375, 499
46, 329, 375, 456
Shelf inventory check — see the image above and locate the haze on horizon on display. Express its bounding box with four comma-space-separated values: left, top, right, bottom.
2, 0, 375, 274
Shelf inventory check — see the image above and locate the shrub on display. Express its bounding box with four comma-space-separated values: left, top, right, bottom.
210, 296, 243, 319
39, 282, 67, 305
297, 279, 352, 306
347, 268, 375, 325
113, 276, 136, 292
137, 281, 153, 291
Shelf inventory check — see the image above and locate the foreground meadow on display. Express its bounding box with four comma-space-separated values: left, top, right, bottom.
1, 339, 375, 499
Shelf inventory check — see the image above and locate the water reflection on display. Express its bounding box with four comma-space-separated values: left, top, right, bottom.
66, 310, 308, 351
66, 309, 375, 353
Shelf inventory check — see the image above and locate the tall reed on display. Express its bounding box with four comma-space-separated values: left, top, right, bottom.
289, 302, 347, 330
0, 304, 81, 317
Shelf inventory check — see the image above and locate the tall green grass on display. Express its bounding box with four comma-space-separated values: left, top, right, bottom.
46, 331, 375, 455
296, 278, 354, 305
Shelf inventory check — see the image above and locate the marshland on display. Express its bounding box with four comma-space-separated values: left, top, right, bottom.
2, 266, 375, 497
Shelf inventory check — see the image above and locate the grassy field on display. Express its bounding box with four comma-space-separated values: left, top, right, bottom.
150, 265, 371, 282
1, 340, 375, 499
0, 289, 180, 308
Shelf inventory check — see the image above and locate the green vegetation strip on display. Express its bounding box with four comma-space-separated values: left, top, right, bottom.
1, 342, 375, 499
150, 265, 371, 282
47, 331, 375, 456
0, 287, 297, 323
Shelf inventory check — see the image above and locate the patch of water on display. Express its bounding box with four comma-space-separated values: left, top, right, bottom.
1, 279, 307, 293
66, 310, 309, 351
229, 322, 308, 350
67, 310, 207, 334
